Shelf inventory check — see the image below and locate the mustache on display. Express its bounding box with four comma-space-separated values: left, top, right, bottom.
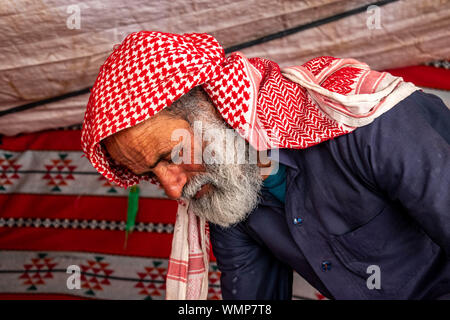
181, 170, 215, 199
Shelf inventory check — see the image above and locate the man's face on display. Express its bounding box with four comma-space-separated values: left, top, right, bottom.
103, 96, 263, 227
103, 112, 209, 200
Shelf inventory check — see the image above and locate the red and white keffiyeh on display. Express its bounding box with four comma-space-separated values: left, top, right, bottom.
81, 31, 418, 300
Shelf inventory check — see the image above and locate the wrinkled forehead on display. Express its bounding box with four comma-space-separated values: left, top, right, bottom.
100, 115, 155, 152
101, 110, 164, 146
100, 110, 193, 161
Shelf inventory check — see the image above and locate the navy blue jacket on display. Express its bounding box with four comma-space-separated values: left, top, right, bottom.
209, 90, 450, 300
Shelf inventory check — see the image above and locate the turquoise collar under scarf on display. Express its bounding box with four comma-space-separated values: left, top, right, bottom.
262, 162, 287, 204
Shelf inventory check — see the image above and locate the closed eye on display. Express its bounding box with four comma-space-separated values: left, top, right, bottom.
136, 153, 173, 177
148, 151, 172, 169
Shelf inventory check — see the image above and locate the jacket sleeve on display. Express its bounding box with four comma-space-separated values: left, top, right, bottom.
349, 91, 450, 255
209, 221, 293, 300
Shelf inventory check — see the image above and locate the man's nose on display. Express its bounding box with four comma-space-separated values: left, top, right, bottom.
152, 164, 188, 199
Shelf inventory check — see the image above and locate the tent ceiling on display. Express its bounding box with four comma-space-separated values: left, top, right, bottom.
0, 0, 449, 135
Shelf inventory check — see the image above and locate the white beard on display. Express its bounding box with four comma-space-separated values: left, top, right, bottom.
181, 112, 263, 228
182, 160, 263, 228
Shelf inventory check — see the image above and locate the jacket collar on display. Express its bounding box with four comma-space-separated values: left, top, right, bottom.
268, 148, 299, 170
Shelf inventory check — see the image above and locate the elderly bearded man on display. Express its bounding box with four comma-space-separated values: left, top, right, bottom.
82, 31, 450, 300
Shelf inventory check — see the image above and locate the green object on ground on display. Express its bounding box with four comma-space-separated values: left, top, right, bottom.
124, 185, 139, 249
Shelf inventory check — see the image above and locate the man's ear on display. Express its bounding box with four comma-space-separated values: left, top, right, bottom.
101, 136, 122, 165
101, 136, 112, 154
